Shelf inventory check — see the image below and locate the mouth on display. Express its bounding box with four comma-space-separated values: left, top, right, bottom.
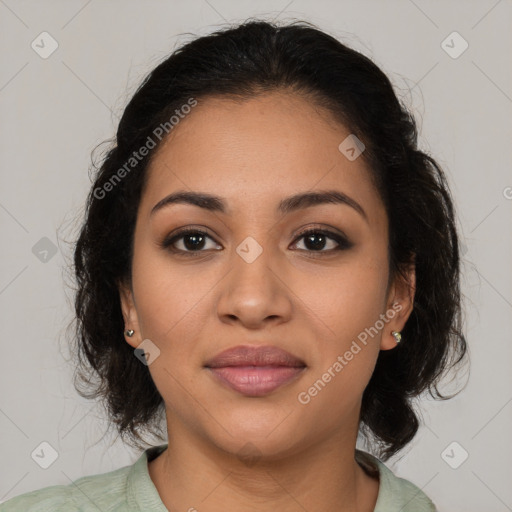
204, 345, 307, 397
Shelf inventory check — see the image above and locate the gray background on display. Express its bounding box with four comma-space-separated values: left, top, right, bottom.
1, 1, 511, 511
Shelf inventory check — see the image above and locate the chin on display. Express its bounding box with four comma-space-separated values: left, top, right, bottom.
219, 433, 301, 465
199, 410, 308, 462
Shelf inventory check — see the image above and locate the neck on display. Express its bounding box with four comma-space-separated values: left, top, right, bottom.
148, 419, 379, 512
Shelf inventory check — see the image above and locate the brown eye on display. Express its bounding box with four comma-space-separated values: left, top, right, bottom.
161, 229, 222, 255
291, 229, 353, 253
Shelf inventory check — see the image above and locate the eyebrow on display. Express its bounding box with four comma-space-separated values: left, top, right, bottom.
150, 189, 368, 221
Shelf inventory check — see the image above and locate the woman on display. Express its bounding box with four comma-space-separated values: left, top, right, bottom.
1, 19, 468, 512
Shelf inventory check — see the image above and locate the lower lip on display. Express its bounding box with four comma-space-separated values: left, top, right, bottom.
206, 366, 306, 396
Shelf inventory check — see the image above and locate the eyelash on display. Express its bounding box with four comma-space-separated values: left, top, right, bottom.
160, 226, 353, 257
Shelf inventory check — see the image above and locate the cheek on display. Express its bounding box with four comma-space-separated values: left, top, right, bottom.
292, 254, 387, 406
130, 240, 226, 376
130, 249, 215, 411
297, 254, 389, 341
295, 271, 385, 428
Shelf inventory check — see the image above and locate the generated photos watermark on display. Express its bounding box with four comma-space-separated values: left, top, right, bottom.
297, 302, 402, 405
93, 97, 198, 200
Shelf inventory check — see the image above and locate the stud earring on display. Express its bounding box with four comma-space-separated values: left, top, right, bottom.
125, 329, 135, 337
391, 331, 402, 344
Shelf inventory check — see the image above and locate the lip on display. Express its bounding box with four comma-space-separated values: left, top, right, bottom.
204, 345, 306, 397
204, 345, 306, 368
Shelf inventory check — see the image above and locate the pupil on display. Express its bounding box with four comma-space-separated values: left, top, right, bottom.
305, 233, 325, 250
184, 233, 205, 250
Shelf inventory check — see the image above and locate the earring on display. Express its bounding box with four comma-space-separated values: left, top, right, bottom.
125, 329, 135, 337
391, 331, 402, 344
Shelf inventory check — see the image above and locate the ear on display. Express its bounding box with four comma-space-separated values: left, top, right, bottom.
380, 262, 416, 351
118, 279, 142, 349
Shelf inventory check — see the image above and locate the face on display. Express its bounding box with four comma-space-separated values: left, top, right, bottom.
119, 91, 414, 459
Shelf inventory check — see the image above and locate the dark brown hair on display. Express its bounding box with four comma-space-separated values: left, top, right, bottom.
72, 19, 468, 461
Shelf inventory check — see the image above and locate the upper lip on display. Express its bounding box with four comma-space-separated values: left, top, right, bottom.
204, 345, 306, 368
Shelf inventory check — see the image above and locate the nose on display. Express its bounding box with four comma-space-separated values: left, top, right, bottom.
216, 245, 293, 330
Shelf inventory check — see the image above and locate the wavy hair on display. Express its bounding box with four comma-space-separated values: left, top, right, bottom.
72, 19, 468, 460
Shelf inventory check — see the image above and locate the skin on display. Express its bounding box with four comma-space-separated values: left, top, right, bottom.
119, 91, 415, 512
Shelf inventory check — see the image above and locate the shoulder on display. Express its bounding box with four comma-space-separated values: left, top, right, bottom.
356, 449, 438, 512
0, 462, 133, 512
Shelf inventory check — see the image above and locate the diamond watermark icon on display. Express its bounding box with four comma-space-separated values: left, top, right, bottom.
236, 236, 263, 263
32, 237, 58, 263
441, 31, 468, 59
441, 441, 469, 469
134, 338, 161, 366
236, 442, 263, 467
338, 134, 365, 161
31, 441, 59, 469
31, 31, 59, 59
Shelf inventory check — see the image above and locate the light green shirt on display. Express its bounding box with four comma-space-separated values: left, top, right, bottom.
0, 444, 437, 511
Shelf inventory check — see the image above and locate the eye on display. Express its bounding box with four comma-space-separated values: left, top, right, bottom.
160, 228, 222, 255
160, 226, 353, 257
290, 228, 352, 253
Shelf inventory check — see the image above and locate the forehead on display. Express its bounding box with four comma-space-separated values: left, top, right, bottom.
140, 92, 383, 219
